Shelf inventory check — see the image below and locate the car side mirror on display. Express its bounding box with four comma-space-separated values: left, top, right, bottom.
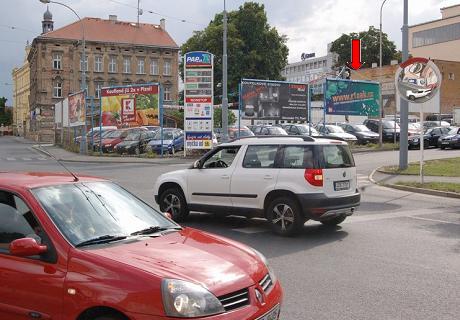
9, 238, 47, 257
193, 160, 201, 169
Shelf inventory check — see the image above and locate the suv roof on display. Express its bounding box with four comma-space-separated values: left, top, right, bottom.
222, 135, 347, 146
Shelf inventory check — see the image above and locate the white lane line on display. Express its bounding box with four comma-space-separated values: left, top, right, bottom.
408, 216, 460, 226
231, 227, 267, 234
22, 158, 32, 161
6, 157, 16, 161
37, 157, 48, 161
345, 208, 458, 224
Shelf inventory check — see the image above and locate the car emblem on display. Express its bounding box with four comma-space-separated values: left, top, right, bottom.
343, 171, 346, 177
255, 288, 265, 304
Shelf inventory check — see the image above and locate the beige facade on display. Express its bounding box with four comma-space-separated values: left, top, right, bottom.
12, 45, 31, 137
409, 4, 460, 62
28, 16, 179, 142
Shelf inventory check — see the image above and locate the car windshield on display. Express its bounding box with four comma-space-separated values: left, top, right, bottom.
353, 125, 371, 132
326, 126, 345, 133
229, 129, 254, 139
105, 130, 124, 138
297, 125, 319, 135
32, 182, 178, 246
268, 127, 287, 135
125, 133, 140, 141
153, 131, 174, 140
383, 121, 400, 129
448, 127, 459, 135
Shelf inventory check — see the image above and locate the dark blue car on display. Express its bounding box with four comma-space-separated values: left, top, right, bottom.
147, 129, 184, 154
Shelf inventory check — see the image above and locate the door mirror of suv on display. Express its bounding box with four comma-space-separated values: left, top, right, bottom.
9, 238, 47, 257
193, 160, 201, 169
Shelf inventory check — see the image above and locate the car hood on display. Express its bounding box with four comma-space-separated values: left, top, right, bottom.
148, 139, 173, 146
441, 135, 459, 140
117, 140, 138, 147
356, 131, 379, 137
87, 228, 262, 295
329, 132, 357, 139
102, 138, 121, 145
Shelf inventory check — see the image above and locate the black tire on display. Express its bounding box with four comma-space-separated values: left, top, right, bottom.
267, 196, 304, 236
408, 95, 416, 101
440, 145, 446, 150
170, 145, 175, 155
159, 187, 189, 222
320, 215, 347, 226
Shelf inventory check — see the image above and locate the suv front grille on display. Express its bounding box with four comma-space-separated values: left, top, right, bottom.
218, 288, 249, 311
259, 273, 273, 293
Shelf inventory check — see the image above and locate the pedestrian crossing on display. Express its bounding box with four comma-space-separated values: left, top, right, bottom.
1, 156, 49, 162
357, 173, 372, 188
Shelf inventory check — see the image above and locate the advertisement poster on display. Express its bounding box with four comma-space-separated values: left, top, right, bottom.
325, 79, 380, 116
184, 51, 213, 150
240, 79, 308, 120
68, 91, 85, 127
101, 84, 159, 127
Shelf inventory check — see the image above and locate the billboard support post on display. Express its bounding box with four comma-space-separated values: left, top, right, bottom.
90, 96, 94, 151
420, 107, 424, 184
323, 82, 326, 127
160, 84, 164, 158
379, 83, 383, 147
308, 86, 311, 136
99, 99, 102, 156
238, 82, 242, 139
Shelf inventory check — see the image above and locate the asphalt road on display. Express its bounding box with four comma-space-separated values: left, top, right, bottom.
1, 136, 459, 320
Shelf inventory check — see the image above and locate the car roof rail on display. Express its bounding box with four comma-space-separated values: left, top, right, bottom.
229, 135, 315, 142
313, 135, 346, 141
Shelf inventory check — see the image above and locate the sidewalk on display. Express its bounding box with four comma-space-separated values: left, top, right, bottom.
32, 144, 196, 165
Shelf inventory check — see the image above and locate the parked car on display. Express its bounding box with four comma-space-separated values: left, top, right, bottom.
228, 126, 255, 140
364, 119, 400, 142
74, 126, 117, 145
339, 123, 379, 144
406, 88, 431, 101
423, 120, 451, 129
0, 172, 283, 320
408, 126, 451, 149
315, 124, 358, 142
253, 125, 288, 136
284, 124, 320, 136
95, 129, 128, 153
147, 128, 184, 154
115, 131, 155, 155
438, 127, 460, 149
154, 136, 360, 236
142, 125, 160, 132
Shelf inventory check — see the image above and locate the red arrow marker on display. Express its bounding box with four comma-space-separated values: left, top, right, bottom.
347, 39, 364, 70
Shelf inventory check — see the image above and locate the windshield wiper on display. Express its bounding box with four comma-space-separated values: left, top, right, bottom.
130, 226, 181, 236
75, 235, 127, 248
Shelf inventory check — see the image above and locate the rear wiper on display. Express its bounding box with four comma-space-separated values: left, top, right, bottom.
130, 226, 181, 236
75, 235, 127, 248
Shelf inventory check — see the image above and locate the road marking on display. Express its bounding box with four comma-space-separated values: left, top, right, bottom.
231, 227, 267, 234
22, 158, 32, 161
6, 157, 15, 161
346, 208, 459, 224
408, 216, 460, 225
37, 157, 48, 161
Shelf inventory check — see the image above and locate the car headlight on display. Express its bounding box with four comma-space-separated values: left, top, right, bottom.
106, 144, 112, 147
161, 279, 224, 318
413, 138, 419, 143
452, 137, 459, 141
252, 249, 277, 284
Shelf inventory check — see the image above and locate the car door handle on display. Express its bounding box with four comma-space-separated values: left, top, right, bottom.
221, 175, 230, 179
263, 175, 273, 180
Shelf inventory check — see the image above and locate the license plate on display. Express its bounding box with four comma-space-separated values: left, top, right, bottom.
442, 141, 449, 145
334, 180, 350, 191
257, 304, 280, 320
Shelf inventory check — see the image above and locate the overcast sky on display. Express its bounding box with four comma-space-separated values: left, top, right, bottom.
1, 0, 458, 103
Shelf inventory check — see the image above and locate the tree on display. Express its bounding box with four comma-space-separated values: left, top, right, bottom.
0, 97, 12, 126
214, 107, 237, 128
181, 2, 288, 103
330, 26, 398, 68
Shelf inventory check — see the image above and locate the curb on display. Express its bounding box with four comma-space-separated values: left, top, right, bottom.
352, 148, 399, 154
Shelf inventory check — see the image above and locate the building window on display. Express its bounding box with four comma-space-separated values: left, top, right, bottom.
53, 80, 62, 98
94, 55, 103, 72
123, 57, 131, 74
108, 80, 117, 88
80, 55, 88, 72
52, 53, 62, 70
137, 58, 145, 74
164, 86, 171, 101
163, 60, 172, 76
109, 56, 117, 73
95, 81, 104, 98
413, 22, 460, 48
448, 73, 455, 80
150, 59, 159, 75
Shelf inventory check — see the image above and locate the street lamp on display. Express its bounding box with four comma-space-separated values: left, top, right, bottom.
221, 0, 229, 142
39, 0, 87, 153
378, 0, 388, 147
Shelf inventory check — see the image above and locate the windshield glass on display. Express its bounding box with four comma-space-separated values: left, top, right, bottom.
105, 130, 124, 138
383, 121, 400, 129
154, 131, 174, 140
32, 182, 177, 246
229, 128, 254, 139
448, 127, 459, 135
125, 133, 140, 141
297, 125, 319, 135
268, 127, 288, 135
353, 125, 371, 132
327, 126, 345, 133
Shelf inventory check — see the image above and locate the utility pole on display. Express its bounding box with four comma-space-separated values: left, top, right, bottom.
221, 0, 229, 142
379, 0, 388, 148
399, 0, 409, 169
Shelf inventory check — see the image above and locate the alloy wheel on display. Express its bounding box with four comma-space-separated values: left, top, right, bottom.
271, 204, 294, 231
163, 194, 181, 216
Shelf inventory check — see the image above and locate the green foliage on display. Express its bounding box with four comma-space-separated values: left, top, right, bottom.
164, 109, 184, 129
0, 97, 12, 125
181, 2, 288, 103
214, 107, 237, 128
330, 26, 398, 68
136, 94, 158, 110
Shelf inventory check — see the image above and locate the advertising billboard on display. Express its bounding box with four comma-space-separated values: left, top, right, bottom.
101, 84, 159, 127
68, 91, 85, 127
325, 79, 380, 116
240, 79, 308, 120
184, 52, 214, 150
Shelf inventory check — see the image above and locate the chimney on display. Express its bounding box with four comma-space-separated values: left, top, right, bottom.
109, 15, 117, 21
160, 18, 165, 30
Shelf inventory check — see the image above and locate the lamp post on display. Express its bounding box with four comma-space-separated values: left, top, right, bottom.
39, 0, 87, 153
400, 0, 409, 170
378, 0, 388, 147
221, 0, 229, 142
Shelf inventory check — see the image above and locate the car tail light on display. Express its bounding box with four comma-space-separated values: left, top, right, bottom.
304, 169, 323, 187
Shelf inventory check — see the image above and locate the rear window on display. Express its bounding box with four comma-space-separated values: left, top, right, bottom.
281, 146, 315, 169
320, 145, 355, 168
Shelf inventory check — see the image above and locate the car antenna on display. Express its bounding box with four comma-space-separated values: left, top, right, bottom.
37, 145, 79, 182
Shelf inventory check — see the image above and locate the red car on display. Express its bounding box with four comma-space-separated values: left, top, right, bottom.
98, 129, 129, 153
0, 172, 282, 320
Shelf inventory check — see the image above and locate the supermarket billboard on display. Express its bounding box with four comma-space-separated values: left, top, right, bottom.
101, 84, 159, 127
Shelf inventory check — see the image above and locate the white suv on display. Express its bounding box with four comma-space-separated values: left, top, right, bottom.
154, 136, 360, 236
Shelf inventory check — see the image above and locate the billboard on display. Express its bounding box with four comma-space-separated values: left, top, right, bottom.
101, 84, 159, 127
184, 52, 213, 150
68, 91, 85, 127
325, 79, 380, 116
240, 79, 308, 120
